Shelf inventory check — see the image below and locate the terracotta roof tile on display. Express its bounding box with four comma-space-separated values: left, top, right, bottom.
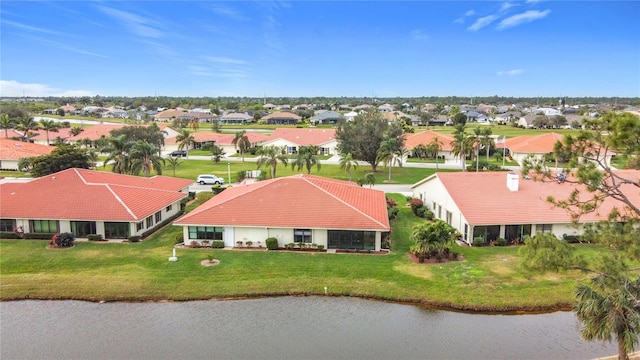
0, 140, 54, 160
175, 174, 390, 231
1, 168, 192, 221
265, 128, 336, 146
404, 130, 454, 151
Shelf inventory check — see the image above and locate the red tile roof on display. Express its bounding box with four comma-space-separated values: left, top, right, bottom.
499, 132, 564, 154
175, 174, 390, 231
28, 128, 75, 142
0, 140, 54, 160
70, 124, 126, 141
404, 130, 454, 151
0, 129, 26, 139
1, 168, 193, 221
266, 128, 336, 146
166, 131, 269, 145
414, 171, 640, 226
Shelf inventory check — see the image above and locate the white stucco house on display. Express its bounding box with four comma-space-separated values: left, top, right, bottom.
261, 128, 338, 156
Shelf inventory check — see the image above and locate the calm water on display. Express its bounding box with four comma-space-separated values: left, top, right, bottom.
1, 297, 616, 360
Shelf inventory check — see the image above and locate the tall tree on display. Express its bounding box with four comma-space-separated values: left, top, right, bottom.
70, 126, 84, 136
520, 112, 640, 360
376, 139, 399, 182
16, 116, 39, 141
102, 135, 132, 174
210, 144, 225, 164
339, 152, 358, 181
256, 145, 288, 179
428, 137, 443, 169
165, 157, 182, 176
0, 113, 14, 138
232, 130, 251, 162
451, 124, 470, 171
336, 110, 396, 172
176, 129, 195, 158
290, 145, 321, 174
39, 119, 60, 145
28, 144, 92, 177
129, 141, 164, 177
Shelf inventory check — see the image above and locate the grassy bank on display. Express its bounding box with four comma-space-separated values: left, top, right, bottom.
0, 194, 599, 312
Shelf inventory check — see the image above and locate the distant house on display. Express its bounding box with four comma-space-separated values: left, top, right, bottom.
0, 140, 54, 170
411, 170, 640, 245
0, 168, 193, 240
154, 109, 216, 123
219, 112, 254, 125
262, 128, 338, 155
262, 111, 302, 125
378, 104, 394, 112
310, 111, 343, 125
29, 128, 75, 145
60, 104, 76, 113
165, 131, 269, 155
68, 124, 127, 144
263, 103, 276, 110
276, 105, 291, 111
293, 104, 310, 111
404, 130, 456, 161
343, 111, 359, 122
173, 174, 390, 250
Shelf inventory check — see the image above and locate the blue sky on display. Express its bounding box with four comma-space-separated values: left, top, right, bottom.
1, 1, 639, 98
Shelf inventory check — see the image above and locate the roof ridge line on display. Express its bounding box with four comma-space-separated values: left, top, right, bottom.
104, 184, 138, 220
304, 177, 388, 229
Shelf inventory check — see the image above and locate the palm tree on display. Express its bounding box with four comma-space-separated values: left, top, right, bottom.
451, 124, 469, 171
39, 119, 60, 145
364, 172, 376, 188
102, 135, 132, 174
574, 275, 640, 360
176, 130, 195, 158
129, 141, 164, 177
413, 144, 428, 160
339, 153, 358, 181
376, 139, 398, 182
165, 157, 182, 176
394, 147, 410, 168
1, 114, 14, 138
70, 126, 84, 136
428, 137, 443, 170
290, 145, 321, 174
210, 144, 225, 164
232, 130, 251, 162
256, 145, 288, 179
480, 127, 494, 163
16, 116, 39, 141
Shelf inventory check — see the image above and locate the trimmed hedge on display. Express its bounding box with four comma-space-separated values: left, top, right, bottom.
87, 234, 103, 241
265, 237, 278, 250
128, 235, 141, 243
23, 232, 57, 240
0, 231, 22, 239
212, 240, 224, 248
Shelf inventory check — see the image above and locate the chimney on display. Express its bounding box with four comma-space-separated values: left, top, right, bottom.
507, 172, 519, 192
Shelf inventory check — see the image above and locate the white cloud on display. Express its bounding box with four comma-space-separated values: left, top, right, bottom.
465, 10, 476, 16
454, 17, 465, 24
526, 0, 544, 4
203, 56, 248, 65
3, 20, 66, 36
497, 9, 551, 30
97, 6, 163, 38
497, 69, 524, 76
500, 2, 517, 12
209, 5, 248, 21
0, 80, 95, 97
468, 15, 499, 31
410, 29, 429, 40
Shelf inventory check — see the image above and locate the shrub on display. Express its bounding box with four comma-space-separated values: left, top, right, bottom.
409, 198, 424, 214
246, 241, 253, 247
473, 236, 485, 247
562, 234, 581, 243
196, 192, 214, 203
51, 232, 75, 248
424, 209, 435, 221
265, 237, 278, 250
201, 240, 210, 247
128, 235, 141, 243
0, 231, 22, 239
285, 243, 294, 249
236, 170, 246, 182
190, 240, 200, 248
24, 232, 57, 240
211, 184, 225, 195
236, 241, 243, 247
212, 240, 224, 248
415, 205, 427, 218
87, 234, 103, 241
174, 233, 184, 244
495, 237, 508, 246
386, 198, 397, 208
317, 244, 324, 251
387, 206, 399, 219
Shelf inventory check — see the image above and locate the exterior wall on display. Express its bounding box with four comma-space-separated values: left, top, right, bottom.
0, 159, 19, 171
512, 152, 543, 166
234, 227, 269, 247
413, 177, 469, 243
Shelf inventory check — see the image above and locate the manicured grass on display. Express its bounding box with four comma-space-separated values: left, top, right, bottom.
0, 194, 605, 311
422, 125, 581, 138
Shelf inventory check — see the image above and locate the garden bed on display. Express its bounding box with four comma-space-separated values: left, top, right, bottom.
335, 249, 389, 255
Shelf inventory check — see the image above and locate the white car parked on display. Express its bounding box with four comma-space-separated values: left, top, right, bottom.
196, 174, 225, 185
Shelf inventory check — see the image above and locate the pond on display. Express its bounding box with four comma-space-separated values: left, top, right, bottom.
1, 297, 615, 360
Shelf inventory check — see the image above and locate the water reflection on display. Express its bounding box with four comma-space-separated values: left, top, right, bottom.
1, 297, 615, 360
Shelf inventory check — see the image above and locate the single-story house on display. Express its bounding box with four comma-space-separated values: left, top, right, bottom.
219, 112, 254, 125
411, 170, 640, 245
261, 128, 338, 155
310, 110, 343, 125
68, 124, 127, 144
173, 174, 390, 250
403, 130, 456, 161
262, 111, 302, 125
165, 131, 269, 155
28, 128, 75, 145
0, 168, 193, 240
0, 140, 54, 170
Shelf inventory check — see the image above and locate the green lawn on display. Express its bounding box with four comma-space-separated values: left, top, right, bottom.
421, 125, 581, 138
0, 193, 600, 311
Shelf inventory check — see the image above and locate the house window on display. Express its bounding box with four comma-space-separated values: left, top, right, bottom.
104, 222, 129, 239
446, 211, 452, 225
505, 225, 532, 243
0, 219, 16, 232
146, 216, 154, 228
166, 204, 173, 212
188, 226, 223, 240
155, 211, 162, 223
472, 225, 501, 244
328, 230, 375, 250
537, 224, 553, 233
294, 229, 312, 243
432, 201, 436, 211
438, 205, 442, 219
70, 221, 97, 238
136, 221, 144, 231
286, 146, 297, 154
29, 220, 59, 233
464, 224, 469, 241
